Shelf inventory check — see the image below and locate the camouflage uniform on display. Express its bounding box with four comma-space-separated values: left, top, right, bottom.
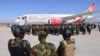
8, 38, 32, 56
32, 42, 56, 56
32, 31, 56, 56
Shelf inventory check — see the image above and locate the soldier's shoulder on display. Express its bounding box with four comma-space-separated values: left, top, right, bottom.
33, 44, 41, 48
48, 43, 56, 49
9, 39, 14, 41
48, 43, 55, 46
70, 38, 75, 43
71, 38, 75, 41
60, 40, 66, 45
60, 40, 66, 43
22, 40, 29, 42
8, 39, 15, 43
8, 39, 15, 44
32, 44, 43, 52
22, 40, 30, 44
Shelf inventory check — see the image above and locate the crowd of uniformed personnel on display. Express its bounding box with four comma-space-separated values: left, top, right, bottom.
8, 23, 97, 56
11, 23, 96, 36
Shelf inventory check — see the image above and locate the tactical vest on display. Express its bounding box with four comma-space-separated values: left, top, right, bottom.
61, 39, 75, 56
8, 39, 29, 56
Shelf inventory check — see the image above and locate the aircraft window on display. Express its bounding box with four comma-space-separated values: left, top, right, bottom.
22, 16, 27, 20
22, 17, 25, 20
24, 16, 27, 18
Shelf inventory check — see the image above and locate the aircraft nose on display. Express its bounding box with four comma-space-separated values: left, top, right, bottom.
15, 19, 20, 23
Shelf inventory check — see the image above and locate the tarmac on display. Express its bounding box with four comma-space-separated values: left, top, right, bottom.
0, 27, 100, 56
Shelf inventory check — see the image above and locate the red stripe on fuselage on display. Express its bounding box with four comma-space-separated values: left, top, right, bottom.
73, 16, 83, 24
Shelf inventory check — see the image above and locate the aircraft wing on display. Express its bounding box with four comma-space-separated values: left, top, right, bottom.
62, 10, 100, 21
84, 16, 100, 23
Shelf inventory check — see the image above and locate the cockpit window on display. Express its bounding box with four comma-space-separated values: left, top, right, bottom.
22, 16, 27, 20
22, 17, 25, 20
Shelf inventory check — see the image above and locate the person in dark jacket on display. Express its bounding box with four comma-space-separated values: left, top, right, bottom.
8, 26, 32, 56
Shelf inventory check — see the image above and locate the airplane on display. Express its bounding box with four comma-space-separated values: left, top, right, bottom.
15, 2, 98, 25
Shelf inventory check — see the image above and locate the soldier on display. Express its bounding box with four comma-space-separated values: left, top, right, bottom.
56, 25, 61, 35
98, 23, 100, 31
71, 24, 75, 35
32, 31, 57, 56
57, 29, 75, 56
8, 26, 32, 56
80, 24, 86, 35
75, 24, 79, 35
31, 25, 35, 35
86, 24, 91, 34
45, 25, 49, 34
26, 25, 31, 35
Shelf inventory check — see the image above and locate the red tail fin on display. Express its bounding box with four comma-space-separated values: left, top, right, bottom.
86, 2, 96, 13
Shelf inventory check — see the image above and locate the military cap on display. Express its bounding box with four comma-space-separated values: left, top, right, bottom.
38, 31, 47, 36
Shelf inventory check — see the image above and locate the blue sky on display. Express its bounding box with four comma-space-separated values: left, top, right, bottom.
0, 0, 100, 23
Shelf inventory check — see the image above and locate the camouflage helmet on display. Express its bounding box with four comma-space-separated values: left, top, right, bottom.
38, 31, 47, 37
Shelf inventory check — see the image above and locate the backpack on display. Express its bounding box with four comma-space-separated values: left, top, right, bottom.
61, 38, 75, 56
8, 39, 29, 56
